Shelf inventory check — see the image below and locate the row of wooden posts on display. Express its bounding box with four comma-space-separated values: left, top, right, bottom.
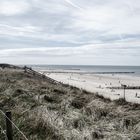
23, 66, 60, 84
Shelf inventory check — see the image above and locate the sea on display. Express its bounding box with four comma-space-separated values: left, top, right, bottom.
24, 65, 140, 76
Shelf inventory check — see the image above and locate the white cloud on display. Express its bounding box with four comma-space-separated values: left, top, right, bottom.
64, 0, 83, 10
0, 0, 140, 65
71, 0, 140, 35
0, 41, 140, 65
0, 0, 30, 16
0, 24, 41, 36
0, 39, 140, 57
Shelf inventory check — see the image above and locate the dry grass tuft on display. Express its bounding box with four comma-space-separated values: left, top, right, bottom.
71, 97, 87, 109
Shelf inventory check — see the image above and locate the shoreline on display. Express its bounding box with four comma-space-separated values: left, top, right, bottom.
38, 70, 135, 74
37, 69, 140, 78
44, 71, 140, 104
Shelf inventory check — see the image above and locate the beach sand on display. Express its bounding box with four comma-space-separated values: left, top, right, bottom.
45, 72, 140, 104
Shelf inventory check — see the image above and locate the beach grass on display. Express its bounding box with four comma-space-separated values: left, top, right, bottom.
0, 68, 140, 139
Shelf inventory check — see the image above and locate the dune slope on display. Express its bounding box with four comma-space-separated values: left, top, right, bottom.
0, 69, 140, 140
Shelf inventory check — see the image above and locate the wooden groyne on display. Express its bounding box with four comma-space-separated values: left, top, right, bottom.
0, 63, 61, 85
46, 71, 135, 74
107, 86, 140, 90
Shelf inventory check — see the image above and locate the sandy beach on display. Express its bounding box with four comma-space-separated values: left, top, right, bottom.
44, 72, 140, 104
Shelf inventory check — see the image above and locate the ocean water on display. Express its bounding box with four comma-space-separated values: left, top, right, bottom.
26, 65, 140, 76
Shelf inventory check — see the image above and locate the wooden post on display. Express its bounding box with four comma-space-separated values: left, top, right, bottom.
124, 86, 126, 100
121, 84, 127, 101
5, 111, 13, 140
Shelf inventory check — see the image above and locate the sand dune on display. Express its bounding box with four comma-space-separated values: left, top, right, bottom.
1, 67, 140, 139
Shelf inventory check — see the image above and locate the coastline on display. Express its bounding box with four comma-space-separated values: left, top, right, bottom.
44, 71, 140, 104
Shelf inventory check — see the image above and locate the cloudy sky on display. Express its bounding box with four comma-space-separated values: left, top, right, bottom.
0, 0, 140, 65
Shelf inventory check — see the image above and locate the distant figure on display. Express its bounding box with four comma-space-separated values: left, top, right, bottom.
114, 93, 120, 96
24, 66, 27, 73
42, 75, 45, 78
24, 66, 27, 69
111, 89, 115, 92
135, 93, 138, 97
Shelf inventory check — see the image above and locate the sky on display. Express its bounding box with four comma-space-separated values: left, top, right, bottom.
0, 0, 140, 65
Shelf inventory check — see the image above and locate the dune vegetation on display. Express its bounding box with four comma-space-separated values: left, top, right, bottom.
0, 68, 140, 140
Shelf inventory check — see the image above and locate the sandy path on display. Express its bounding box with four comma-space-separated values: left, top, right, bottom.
44, 72, 140, 104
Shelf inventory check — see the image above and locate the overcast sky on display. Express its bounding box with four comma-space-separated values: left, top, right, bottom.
0, 0, 140, 65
